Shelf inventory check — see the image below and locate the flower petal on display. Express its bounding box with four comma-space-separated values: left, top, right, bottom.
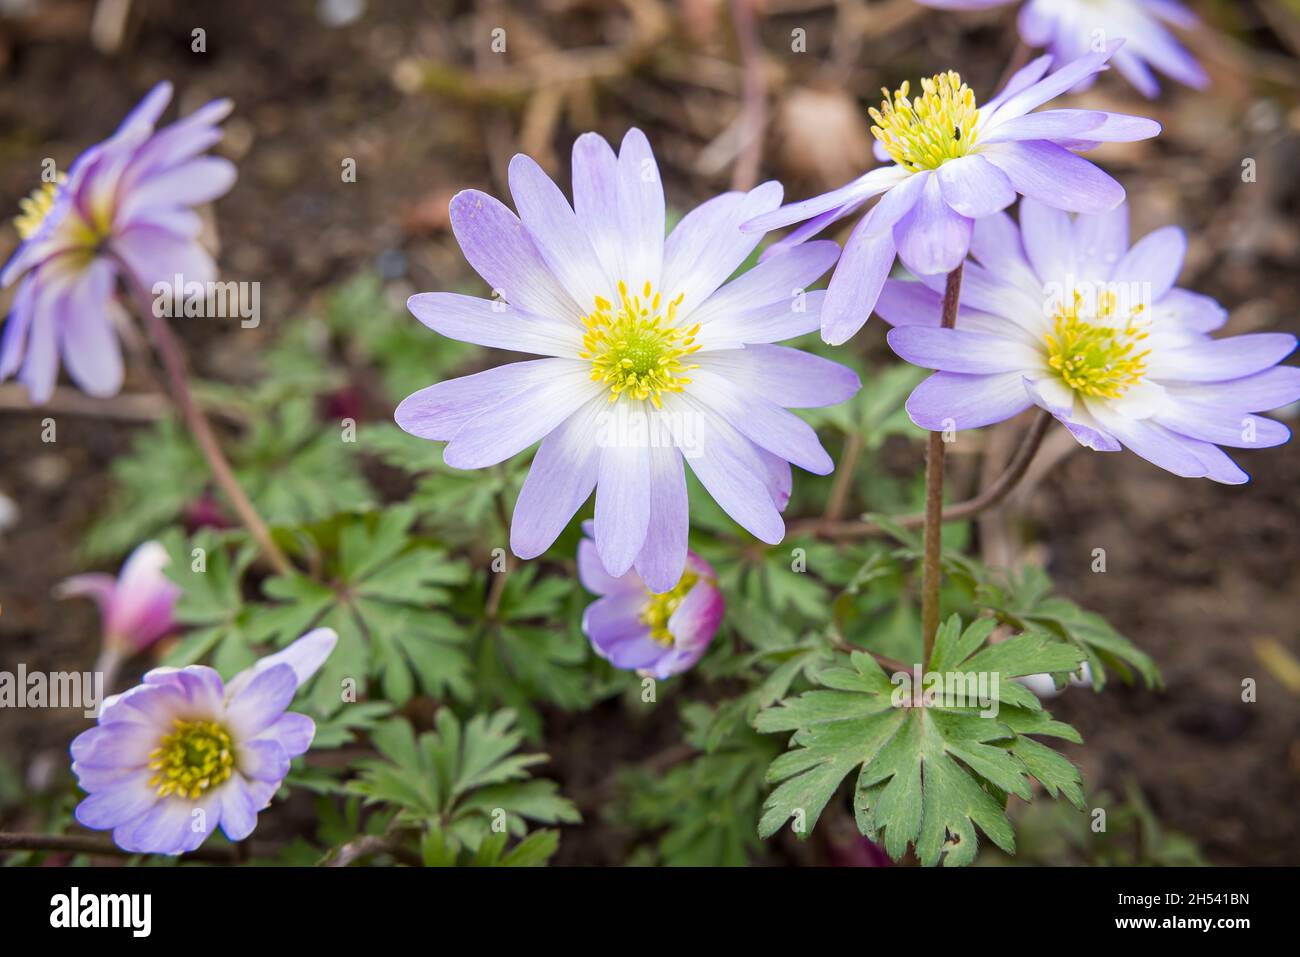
906, 371, 1033, 430
981, 140, 1125, 213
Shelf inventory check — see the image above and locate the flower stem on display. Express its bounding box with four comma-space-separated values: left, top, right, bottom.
141, 305, 293, 577
920, 264, 963, 666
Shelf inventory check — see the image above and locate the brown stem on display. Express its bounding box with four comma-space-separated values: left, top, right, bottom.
728, 0, 767, 192
823, 431, 863, 523
141, 305, 293, 577
790, 409, 1053, 541
920, 266, 963, 664
0, 831, 242, 863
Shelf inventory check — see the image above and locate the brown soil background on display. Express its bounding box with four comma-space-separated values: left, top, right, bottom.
0, 0, 1297, 865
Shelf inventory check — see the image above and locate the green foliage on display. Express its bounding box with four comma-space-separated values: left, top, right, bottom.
347, 709, 579, 865
257, 507, 471, 714
755, 616, 1086, 866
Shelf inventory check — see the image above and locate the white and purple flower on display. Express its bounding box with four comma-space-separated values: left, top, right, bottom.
879, 199, 1300, 482
914, 0, 1207, 98
578, 525, 723, 679
741, 42, 1160, 344
1, 81, 235, 403
70, 628, 336, 855
395, 130, 860, 593
57, 540, 180, 656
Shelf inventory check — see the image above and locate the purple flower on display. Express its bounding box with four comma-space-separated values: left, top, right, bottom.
578, 524, 723, 679
57, 540, 180, 655
1, 82, 235, 403
914, 0, 1207, 97
879, 199, 1300, 482
395, 129, 860, 592
741, 42, 1160, 345
70, 628, 336, 855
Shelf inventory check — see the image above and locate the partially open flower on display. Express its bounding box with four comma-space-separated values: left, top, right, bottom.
57, 541, 180, 656
70, 629, 336, 855
880, 199, 1300, 482
742, 42, 1160, 344
578, 524, 722, 680
1, 81, 235, 402
914, 0, 1208, 98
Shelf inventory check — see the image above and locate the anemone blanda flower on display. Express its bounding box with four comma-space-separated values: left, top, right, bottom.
878, 199, 1300, 483
741, 41, 1160, 345
578, 523, 722, 679
70, 628, 336, 855
913, 0, 1207, 98
57, 540, 180, 656
395, 129, 860, 593
1, 81, 235, 403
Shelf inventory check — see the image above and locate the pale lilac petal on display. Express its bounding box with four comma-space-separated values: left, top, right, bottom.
676, 400, 784, 543
70, 721, 159, 770
224, 663, 297, 739
406, 292, 577, 357
741, 166, 907, 234
1146, 335, 1297, 382
395, 359, 577, 442
692, 236, 838, 337
906, 371, 1033, 430
981, 140, 1125, 213
237, 739, 291, 783
822, 207, 897, 345
616, 129, 665, 291
116, 796, 201, 855
116, 157, 236, 223
254, 712, 316, 758
1155, 405, 1290, 449
983, 53, 1054, 115
982, 109, 1109, 145
226, 628, 338, 701
1072, 203, 1130, 281
894, 175, 973, 278
756, 199, 865, 261
1084, 403, 1209, 478
510, 398, 602, 559
112, 223, 216, 289
508, 152, 608, 310
864, 170, 931, 237
887, 327, 1042, 374
1019, 197, 1076, 282
74, 771, 158, 829
986, 41, 1120, 124
448, 189, 581, 320
584, 591, 652, 655
572, 132, 624, 284
1109, 226, 1186, 301
663, 181, 783, 313
692, 345, 860, 408
633, 444, 689, 594
442, 370, 604, 469
1166, 367, 1300, 413
595, 424, 652, 576
579, 536, 636, 597
935, 155, 1016, 218
1156, 289, 1226, 334
690, 369, 833, 475
218, 776, 265, 842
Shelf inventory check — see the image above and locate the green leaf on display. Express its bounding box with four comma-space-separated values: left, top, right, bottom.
755, 616, 1085, 866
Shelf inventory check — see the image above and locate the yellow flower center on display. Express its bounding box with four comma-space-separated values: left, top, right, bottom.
147, 719, 235, 800
13, 175, 66, 240
869, 72, 980, 172
580, 280, 701, 408
1045, 290, 1151, 399
640, 570, 700, 647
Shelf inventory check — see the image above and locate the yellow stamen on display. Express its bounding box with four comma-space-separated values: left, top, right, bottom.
146, 718, 235, 801
13, 174, 66, 240
869, 72, 980, 172
580, 280, 701, 408
640, 570, 700, 647
1044, 290, 1151, 399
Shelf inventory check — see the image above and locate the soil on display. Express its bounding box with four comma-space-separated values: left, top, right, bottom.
0, 0, 1297, 865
